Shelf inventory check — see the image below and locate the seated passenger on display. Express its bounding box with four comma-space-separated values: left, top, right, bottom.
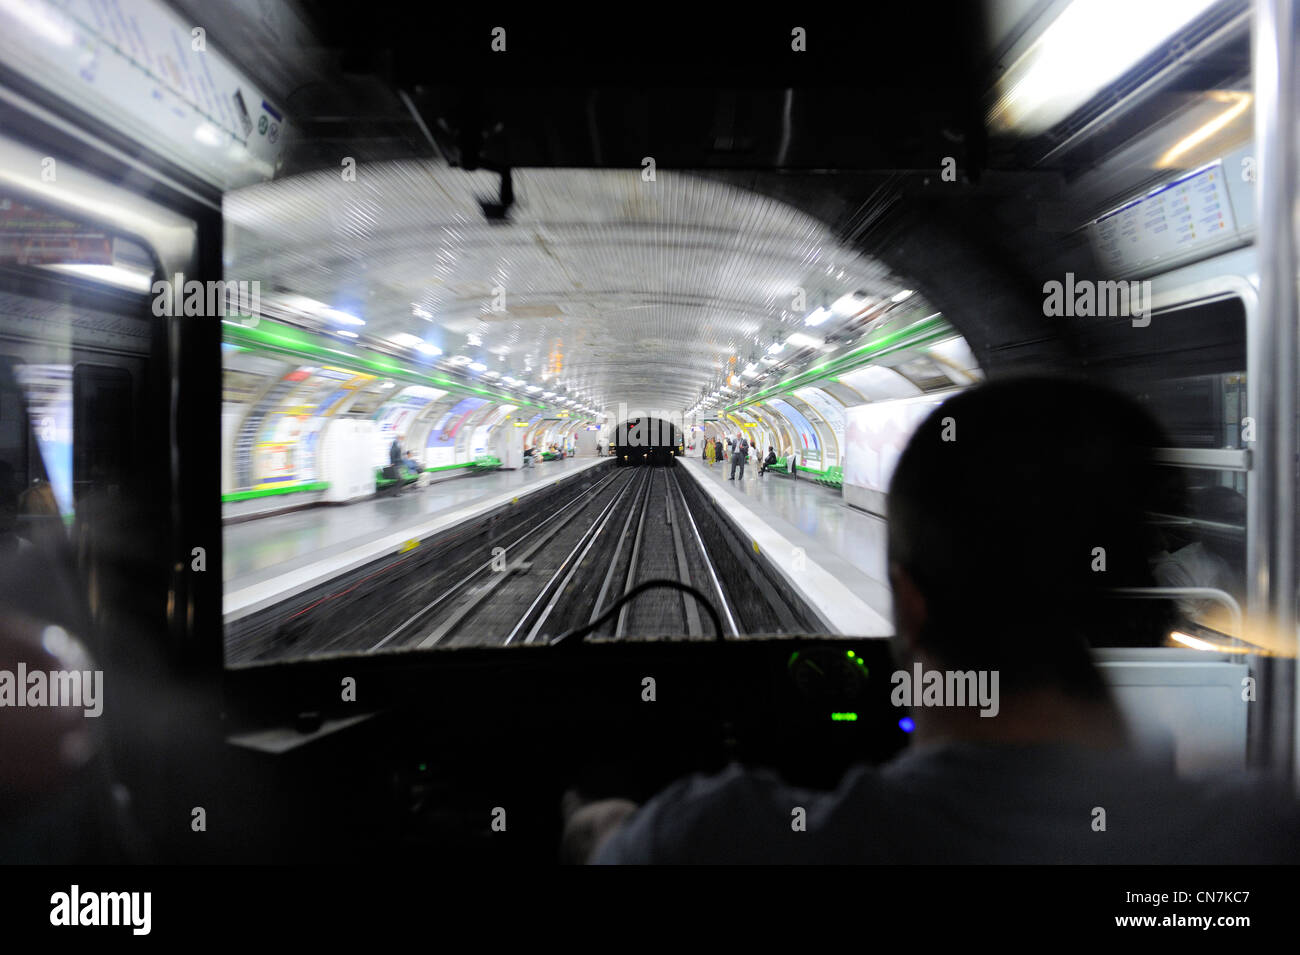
582, 378, 1300, 864
760, 447, 777, 475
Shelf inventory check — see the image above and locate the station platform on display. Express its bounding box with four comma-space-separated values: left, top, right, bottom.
678, 456, 892, 636
223, 456, 607, 622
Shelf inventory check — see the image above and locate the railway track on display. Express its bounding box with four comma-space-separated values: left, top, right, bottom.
232, 462, 818, 663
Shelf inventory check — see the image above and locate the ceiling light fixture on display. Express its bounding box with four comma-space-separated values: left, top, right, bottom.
1155, 91, 1253, 168
321, 306, 364, 326
987, 0, 1219, 136
804, 306, 832, 327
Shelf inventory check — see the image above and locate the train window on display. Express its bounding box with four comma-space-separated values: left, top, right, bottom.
0, 360, 37, 485
0, 189, 159, 641
1148, 464, 1246, 642
72, 363, 134, 504
1071, 296, 1250, 648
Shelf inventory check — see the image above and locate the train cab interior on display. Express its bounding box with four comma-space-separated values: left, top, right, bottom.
0, 0, 1298, 869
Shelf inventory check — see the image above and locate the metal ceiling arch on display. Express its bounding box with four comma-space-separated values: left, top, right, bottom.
225, 161, 907, 416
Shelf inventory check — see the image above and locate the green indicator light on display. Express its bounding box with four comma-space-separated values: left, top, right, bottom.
830, 712, 858, 722
417, 763, 427, 772
846, 650, 855, 658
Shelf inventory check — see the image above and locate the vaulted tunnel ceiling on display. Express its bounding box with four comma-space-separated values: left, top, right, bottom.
224, 162, 916, 414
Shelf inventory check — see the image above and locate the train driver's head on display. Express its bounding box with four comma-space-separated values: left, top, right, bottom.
886, 377, 1169, 699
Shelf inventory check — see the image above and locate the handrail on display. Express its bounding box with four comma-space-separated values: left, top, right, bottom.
1151, 447, 1250, 472
1146, 512, 1245, 535
1109, 586, 1243, 637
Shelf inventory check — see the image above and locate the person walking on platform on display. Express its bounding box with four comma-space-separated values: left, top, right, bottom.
702, 439, 709, 462
729, 435, 749, 481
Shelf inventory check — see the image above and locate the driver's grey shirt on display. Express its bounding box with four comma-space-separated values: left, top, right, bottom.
594, 742, 1300, 864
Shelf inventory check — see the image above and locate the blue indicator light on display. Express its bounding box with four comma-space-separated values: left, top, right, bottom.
898, 717, 915, 733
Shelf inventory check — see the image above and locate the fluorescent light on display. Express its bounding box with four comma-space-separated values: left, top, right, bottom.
40, 263, 154, 293
417, 343, 443, 356
321, 307, 364, 325
467, 333, 483, 346
832, 292, 869, 315
742, 365, 760, 378
411, 306, 433, 320
391, 333, 422, 348
449, 355, 472, 365
277, 295, 365, 326
483, 371, 501, 379
336, 329, 359, 338
890, 289, 914, 304
785, 332, 824, 349
804, 306, 832, 327
1169, 630, 1219, 652
767, 342, 785, 354
469, 361, 487, 372
527, 385, 542, 393
1156, 92, 1253, 168
0, 0, 76, 46
988, 0, 1219, 136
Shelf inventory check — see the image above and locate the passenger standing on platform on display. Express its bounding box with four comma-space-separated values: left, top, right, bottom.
713, 439, 726, 467
580, 378, 1300, 864
387, 433, 406, 493
729, 435, 748, 481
